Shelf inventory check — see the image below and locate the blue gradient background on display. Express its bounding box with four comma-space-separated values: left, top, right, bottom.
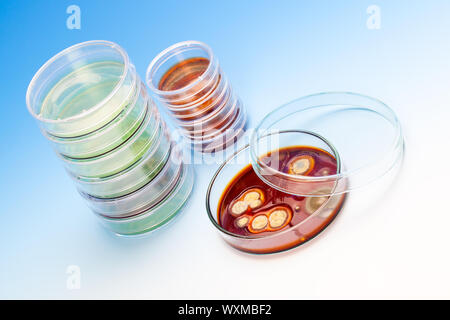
1, 1, 450, 299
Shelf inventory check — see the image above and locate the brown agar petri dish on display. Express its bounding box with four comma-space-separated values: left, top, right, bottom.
206, 92, 405, 254
219, 146, 343, 239
206, 133, 346, 254
146, 41, 247, 153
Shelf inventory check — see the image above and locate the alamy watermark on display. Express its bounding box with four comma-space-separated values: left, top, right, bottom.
66, 5, 81, 30
66, 265, 81, 290
366, 5, 381, 30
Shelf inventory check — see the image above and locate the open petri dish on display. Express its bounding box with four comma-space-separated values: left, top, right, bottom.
26, 41, 137, 138
207, 139, 346, 254
250, 92, 404, 196
60, 100, 162, 178
207, 92, 404, 254
97, 162, 194, 235
44, 81, 148, 159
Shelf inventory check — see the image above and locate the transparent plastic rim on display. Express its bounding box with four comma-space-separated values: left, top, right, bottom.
250, 130, 342, 192
26, 40, 131, 124
191, 105, 246, 152
146, 40, 218, 97
163, 73, 224, 112
189, 98, 243, 143
79, 142, 182, 217
205, 143, 342, 240
73, 123, 170, 186
43, 79, 147, 145
174, 77, 231, 125
100, 162, 192, 223
250, 92, 404, 186
59, 102, 160, 165
180, 94, 236, 136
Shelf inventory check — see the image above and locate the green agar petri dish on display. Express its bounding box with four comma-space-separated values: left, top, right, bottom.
97, 163, 194, 236
60, 100, 161, 178
45, 80, 148, 159
33, 58, 137, 137
80, 143, 183, 217
74, 127, 172, 199
41, 61, 125, 120
26, 41, 196, 236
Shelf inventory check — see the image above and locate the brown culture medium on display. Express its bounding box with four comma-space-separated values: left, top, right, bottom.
158, 57, 209, 92
218, 146, 346, 253
157, 57, 234, 137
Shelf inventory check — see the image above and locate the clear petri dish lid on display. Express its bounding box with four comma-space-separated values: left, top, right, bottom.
146, 40, 220, 104
249, 92, 405, 196
26, 40, 138, 138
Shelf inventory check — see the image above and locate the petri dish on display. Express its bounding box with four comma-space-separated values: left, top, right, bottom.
26, 41, 137, 138
60, 100, 162, 178
97, 162, 194, 235
165, 75, 229, 121
146, 40, 247, 152
80, 143, 183, 218
207, 92, 404, 254
146, 41, 220, 105
73, 126, 171, 199
250, 92, 404, 196
177, 89, 235, 137
191, 99, 247, 153
44, 81, 149, 159
206, 141, 346, 254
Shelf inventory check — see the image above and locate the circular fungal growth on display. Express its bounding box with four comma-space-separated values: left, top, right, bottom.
242, 188, 264, 210
288, 155, 315, 176
231, 200, 248, 216
292, 158, 309, 174
267, 206, 292, 231
229, 188, 265, 216
235, 216, 249, 228
246, 206, 292, 234
248, 199, 262, 209
305, 195, 329, 214
250, 215, 268, 233
243, 191, 261, 202
304, 187, 333, 215
269, 210, 288, 229
315, 167, 331, 176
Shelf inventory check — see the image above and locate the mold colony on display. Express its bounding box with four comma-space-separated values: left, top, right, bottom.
216, 146, 346, 253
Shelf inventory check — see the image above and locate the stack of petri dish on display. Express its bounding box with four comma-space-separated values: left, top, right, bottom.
26, 40, 193, 236
146, 41, 247, 153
